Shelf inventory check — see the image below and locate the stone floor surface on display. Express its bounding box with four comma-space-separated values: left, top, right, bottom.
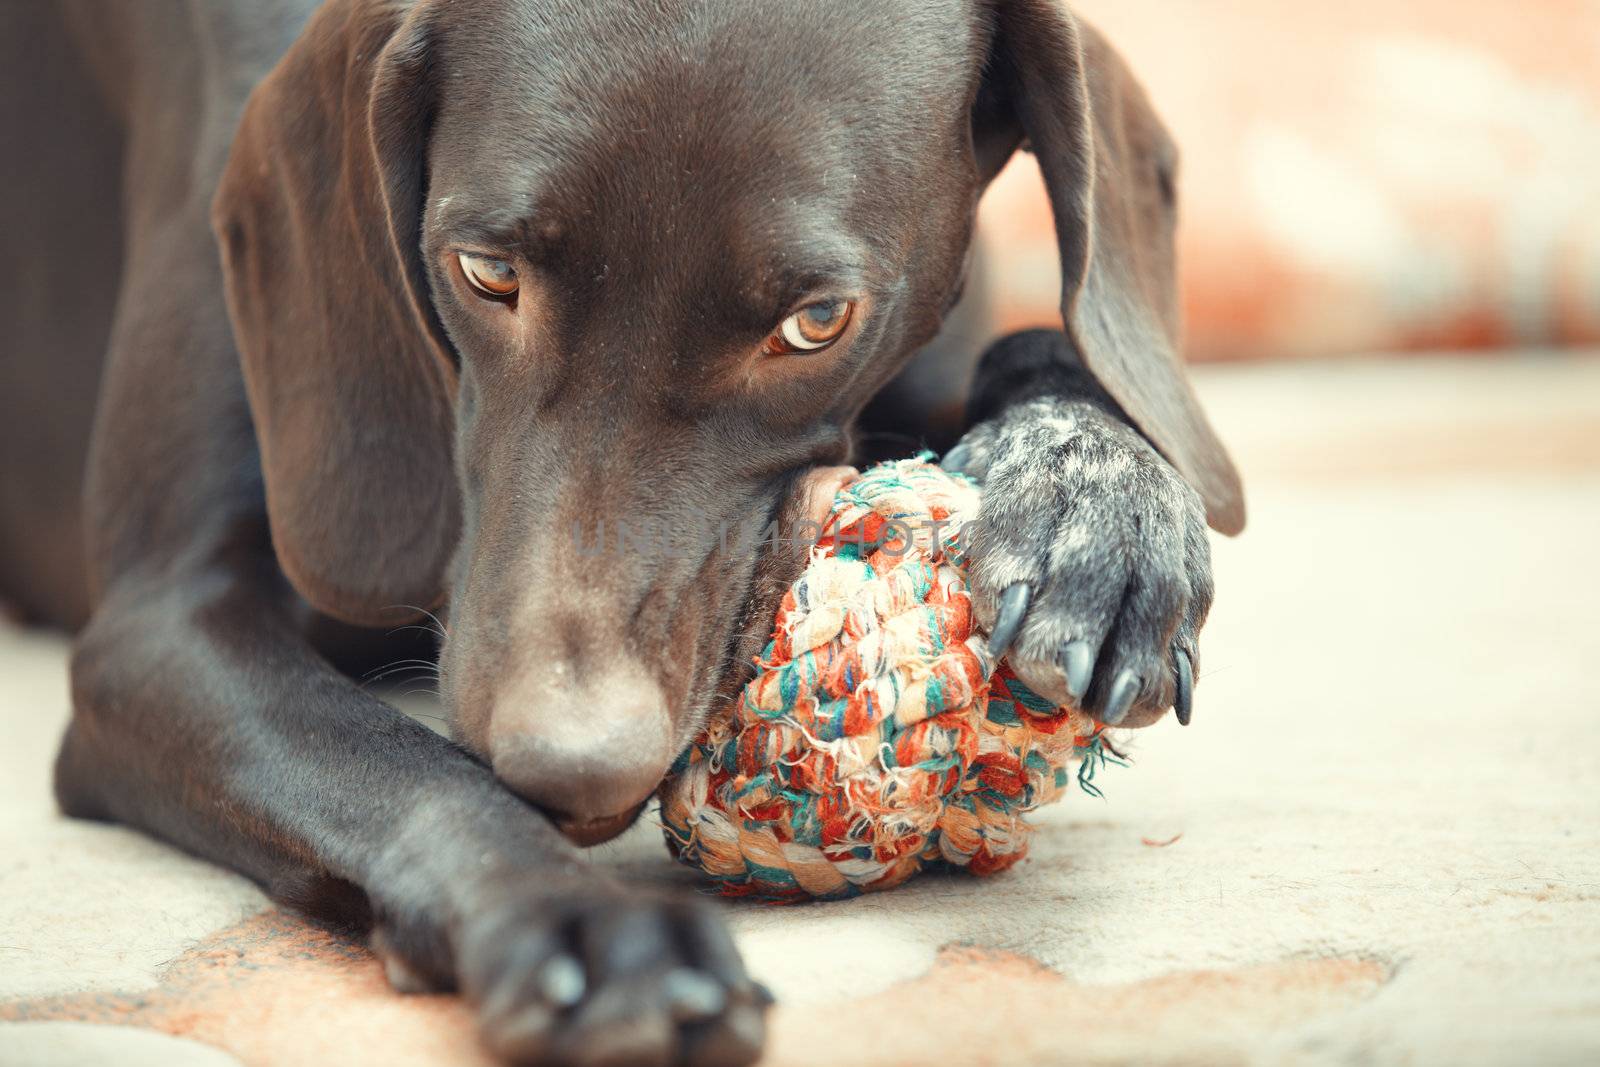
2, 354, 1598, 1066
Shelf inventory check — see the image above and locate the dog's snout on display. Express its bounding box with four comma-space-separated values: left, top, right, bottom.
488, 668, 674, 844
493, 724, 668, 827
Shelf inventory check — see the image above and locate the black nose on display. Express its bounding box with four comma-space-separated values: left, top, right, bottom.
488, 673, 674, 836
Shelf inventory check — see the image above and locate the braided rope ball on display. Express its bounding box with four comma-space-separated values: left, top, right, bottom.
658, 458, 1115, 901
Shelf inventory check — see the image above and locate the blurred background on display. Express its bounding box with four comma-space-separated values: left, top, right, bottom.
984, 0, 1600, 362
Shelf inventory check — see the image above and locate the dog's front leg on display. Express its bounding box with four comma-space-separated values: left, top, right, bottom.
946, 329, 1215, 728
57, 575, 767, 1066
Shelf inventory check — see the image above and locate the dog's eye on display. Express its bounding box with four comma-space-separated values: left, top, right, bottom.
764, 299, 854, 355
458, 253, 519, 299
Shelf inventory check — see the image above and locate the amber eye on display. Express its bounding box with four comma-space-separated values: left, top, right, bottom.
764, 299, 854, 355
458, 253, 519, 299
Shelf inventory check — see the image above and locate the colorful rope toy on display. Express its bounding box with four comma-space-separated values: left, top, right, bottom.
658, 458, 1117, 901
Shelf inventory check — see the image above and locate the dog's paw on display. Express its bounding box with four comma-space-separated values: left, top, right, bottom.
455, 884, 768, 1067
945, 396, 1213, 728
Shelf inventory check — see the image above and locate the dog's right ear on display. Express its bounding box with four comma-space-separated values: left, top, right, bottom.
213, 0, 458, 627
970, 3, 1246, 535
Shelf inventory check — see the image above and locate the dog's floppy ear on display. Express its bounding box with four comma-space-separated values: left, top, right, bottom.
213, 0, 459, 624
974, 3, 1246, 534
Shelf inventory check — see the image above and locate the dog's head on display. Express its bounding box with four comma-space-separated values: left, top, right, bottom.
214, 0, 1241, 843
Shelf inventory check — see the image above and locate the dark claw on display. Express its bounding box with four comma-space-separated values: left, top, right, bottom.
1102, 669, 1140, 726
537, 955, 586, 1009
988, 583, 1031, 662
1173, 648, 1194, 726
942, 442, 973, 474
751, 980, 776, 1007
1060, 640, 1093, 701
664, 968, 728, 1023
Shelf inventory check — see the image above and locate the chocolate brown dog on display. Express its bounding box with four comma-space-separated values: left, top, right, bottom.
0, 1, 1242, 1063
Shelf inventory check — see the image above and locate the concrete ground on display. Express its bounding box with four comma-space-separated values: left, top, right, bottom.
2, 355, 1599, 1066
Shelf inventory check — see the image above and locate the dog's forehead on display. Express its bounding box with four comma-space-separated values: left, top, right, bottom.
446, 0, 977, 79
428, 0, 984, 280
434, 0, 981, 163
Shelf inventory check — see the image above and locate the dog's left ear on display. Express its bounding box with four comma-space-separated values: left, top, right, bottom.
972, 2, 1245, 535
212, 0, 460, 625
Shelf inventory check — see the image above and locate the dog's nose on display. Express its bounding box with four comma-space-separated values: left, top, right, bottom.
488, 671, 675, 842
